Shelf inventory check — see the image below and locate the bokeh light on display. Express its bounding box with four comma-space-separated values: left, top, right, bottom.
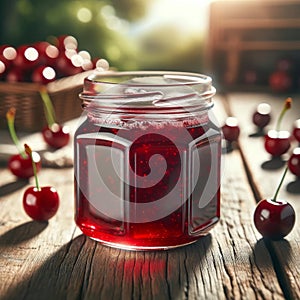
77, 7, 92, 23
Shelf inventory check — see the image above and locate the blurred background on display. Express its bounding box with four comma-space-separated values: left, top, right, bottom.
1, 0, 300, 92
0, 0, 210, 72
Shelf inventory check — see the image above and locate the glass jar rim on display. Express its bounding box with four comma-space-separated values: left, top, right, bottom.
80, 71, 216, 110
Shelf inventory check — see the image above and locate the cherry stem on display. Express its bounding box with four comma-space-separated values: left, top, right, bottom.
39, 86, 56, 127
6, 108, 26, 158
273, 166, 288, 202
24, 144, 40, 191
275, 97, 292, 132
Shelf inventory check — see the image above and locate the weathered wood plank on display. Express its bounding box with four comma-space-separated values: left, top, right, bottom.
226, 92, 300, 300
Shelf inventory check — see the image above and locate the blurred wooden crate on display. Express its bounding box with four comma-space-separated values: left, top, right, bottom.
206, 0, 300, 89
0, 71, 92, 132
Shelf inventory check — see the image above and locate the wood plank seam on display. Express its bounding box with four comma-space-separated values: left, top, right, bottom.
223, 92, 299, 300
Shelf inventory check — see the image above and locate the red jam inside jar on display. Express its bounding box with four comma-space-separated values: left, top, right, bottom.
74, 71, 221, 250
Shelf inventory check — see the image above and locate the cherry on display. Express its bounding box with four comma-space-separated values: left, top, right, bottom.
53, 35, 82, 76
5, 67, 25, 82
222, 117, 240, 142
252, 103, 271, 130
0, 45, 17, 68
44, 44, 60, 67
39, 86, 70, 149
42, 123, 70, 149
79, 50, 93, 71
0, 59, 6, 79
31, 65, 56, 84
269, 70, 293, 93
288, 147, 300, 177
6, 108, 41, 178
254, 167, 296, 240
55, 35, 78, 51
33, 41, 59, 67
264, 130, 291, 157
56, 50, 82, 76
264, 98, 292, 157
14, 45, 40, 71
33, 41, 50, 60
23, 186, 60, 221
254, 199, 295, 240
292, 119, 300, 143
8, 153, 41, 179
23, 144, 59, 221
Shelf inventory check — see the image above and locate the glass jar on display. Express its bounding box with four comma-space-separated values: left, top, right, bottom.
74, 71, 221, 250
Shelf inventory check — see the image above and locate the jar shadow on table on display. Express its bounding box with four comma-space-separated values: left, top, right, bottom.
2, 233, 212, 300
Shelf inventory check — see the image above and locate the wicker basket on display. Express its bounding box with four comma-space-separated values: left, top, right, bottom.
0, 70, 93, 132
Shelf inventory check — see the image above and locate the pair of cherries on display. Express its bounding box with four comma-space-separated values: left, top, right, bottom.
6, 88, 70, 179
254, 98, 297, 240
253, 99, 300, 180
6, 108, 63, 222
222, 102, 273, 143
6, 101, 65, 220
222, 98, 297, 240
223, 98, 298, 155
252, 99, 300, 160
6, 110, 59, 221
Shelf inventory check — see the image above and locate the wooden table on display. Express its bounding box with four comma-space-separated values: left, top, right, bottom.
0, 93, 299, 300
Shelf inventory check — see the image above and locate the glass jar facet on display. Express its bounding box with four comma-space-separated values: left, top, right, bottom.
74, 71, 221, 250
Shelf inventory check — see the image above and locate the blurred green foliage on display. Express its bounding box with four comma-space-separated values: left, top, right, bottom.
0, 0, 204, 72
0, 0, 150, 70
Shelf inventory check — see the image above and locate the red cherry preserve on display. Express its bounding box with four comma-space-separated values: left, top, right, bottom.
74, 71, 221, 250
